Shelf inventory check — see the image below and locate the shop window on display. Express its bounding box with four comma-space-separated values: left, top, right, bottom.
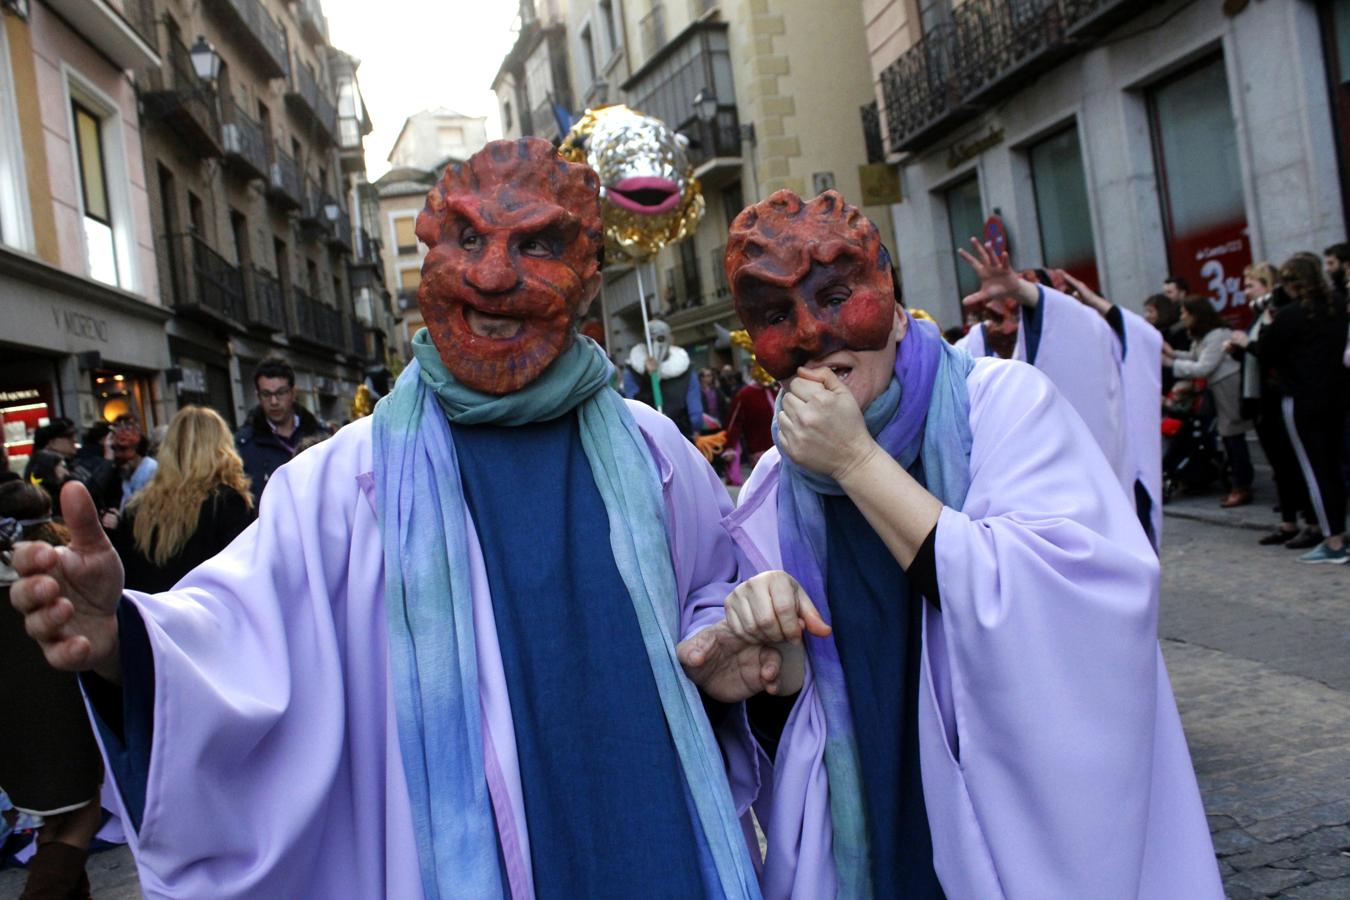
1148, 56, 1251, 325
393, 215, 418, 254
0, 23, 32, 252
1029, 125, 1099, 290
944, 175, 984, 300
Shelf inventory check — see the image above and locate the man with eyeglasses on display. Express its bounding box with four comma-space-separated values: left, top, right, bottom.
235, 356, 323, 502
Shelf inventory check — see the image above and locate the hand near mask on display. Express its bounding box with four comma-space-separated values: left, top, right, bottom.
678, 571, 831, 702
778, 367, 878, 480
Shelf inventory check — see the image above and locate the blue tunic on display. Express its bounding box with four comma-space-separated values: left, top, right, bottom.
453, 412, 708, 899
823, 492, 944, 899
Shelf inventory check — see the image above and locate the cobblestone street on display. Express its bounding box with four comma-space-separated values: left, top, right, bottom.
4, 496, 1347, 898
1162, 491, 1350, 898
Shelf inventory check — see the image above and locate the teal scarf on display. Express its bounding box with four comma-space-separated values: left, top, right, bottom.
372, 329, 761, 900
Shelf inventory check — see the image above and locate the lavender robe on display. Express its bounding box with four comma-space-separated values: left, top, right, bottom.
86, 403, 754, 899
957, 287, 1131, 498
722, 359, 1221, 899
1118, 308, 1164, 547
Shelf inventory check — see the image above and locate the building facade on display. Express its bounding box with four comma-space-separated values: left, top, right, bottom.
497, 0, 893, 370
133, 0, 383, 428
374, 109, 489, 356
0, 0, 169, 476
866, 0, 1347, 330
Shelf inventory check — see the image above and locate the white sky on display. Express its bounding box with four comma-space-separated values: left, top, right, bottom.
321, 0, 522, 179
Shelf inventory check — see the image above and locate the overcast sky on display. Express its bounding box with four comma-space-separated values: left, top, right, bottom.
321, 0, 521, 179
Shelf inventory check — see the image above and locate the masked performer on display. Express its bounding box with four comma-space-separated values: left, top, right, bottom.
9, 140, 764, 900
954, 242, 1132, 508
678, 190, 1221, 899
624, 320, 704, 438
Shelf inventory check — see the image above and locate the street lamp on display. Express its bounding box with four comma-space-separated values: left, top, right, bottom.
693, 87, 718, 125
189, 36, 222, 84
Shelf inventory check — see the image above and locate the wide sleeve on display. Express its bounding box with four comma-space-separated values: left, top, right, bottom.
84, 428, 391, 898
927, 360, 1164, 897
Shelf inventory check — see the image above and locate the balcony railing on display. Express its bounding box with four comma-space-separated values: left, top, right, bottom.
286, 57, 337, 143
711, 245, 729, 299
141, 33, 221, 157
683, 106, 742, 169
291, 288, 342, 350
222, 102, 268, 180
121, 0, 156, 49
295, 0, 327, 44
266, 145, 302, 210
879, 0, 1142, 154
328, 202, 352, 251
248, 266, 287, 332
164, 232, 244, 324
860, 101, 884, 164
639, 3, 667, 60
207, 0, 288, 79
624, 22, 738, 173
352, 229, 386, 281
396, 289, 417, 313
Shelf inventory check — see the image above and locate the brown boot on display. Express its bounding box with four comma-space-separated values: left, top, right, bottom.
19, 841, 91, 900
1220, 488, 1252, 508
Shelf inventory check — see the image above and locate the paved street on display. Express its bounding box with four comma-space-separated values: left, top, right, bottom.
3, 494, 1347, 899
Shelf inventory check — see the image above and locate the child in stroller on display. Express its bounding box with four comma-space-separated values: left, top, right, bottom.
1161, 377, 1230, 501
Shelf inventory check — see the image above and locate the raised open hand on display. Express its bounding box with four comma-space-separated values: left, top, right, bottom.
10, 480, 124, 681
958, 237, 1036, 312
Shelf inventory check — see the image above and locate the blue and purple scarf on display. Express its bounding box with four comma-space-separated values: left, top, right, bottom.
772, 314, 976, 897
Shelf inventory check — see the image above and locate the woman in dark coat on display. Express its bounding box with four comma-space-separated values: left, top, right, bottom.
111, 406, 255, 593
0, 481, 104, 899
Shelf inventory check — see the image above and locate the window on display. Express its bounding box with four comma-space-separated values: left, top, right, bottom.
438, 126, 464, 154
72, 101, 118, 286
1029, 126, 1098, 289
66, 68, 138, 291
1148, 56, 1250, 322
580, 25, 597, 85
944, 175, 983, 299
599, 0, 619, 56
0, 23, 32, 251
398, 267, 421, 291
393, 215, 418, 254
503, 99, 513, 130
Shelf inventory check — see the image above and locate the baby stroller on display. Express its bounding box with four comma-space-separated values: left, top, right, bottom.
1161, 378, 1228, 501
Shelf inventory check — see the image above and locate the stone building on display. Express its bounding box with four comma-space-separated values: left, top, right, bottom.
374, 109, 489, 357
864, 0, 1346, 329
0, 0, 168, 476
506, 0, 892, 368
134, 0, 377, 426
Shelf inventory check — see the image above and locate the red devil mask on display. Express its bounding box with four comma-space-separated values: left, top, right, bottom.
415, 138, 604, 394
725, 190, 896, 381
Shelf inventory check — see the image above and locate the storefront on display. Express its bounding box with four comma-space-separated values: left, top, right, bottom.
0, 248, 172, 465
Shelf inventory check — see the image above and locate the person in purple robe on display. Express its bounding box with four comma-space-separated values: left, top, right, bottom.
953, 244, 1134, 526
677, 189, 1222, 898
8, 139, 766, 899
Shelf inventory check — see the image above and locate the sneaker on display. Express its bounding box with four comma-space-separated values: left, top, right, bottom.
1298, 542, 1348, 565
1286, 529, 1325, 550
1258, 528, 1299, 545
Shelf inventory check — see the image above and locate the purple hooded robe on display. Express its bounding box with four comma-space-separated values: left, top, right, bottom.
85, 404, 756, 899
957, 287, 1132, 500
720, 358, 1222, 899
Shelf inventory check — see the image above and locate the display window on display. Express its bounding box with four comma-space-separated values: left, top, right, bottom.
92, 369, 153, 428
1, 385, 55, 475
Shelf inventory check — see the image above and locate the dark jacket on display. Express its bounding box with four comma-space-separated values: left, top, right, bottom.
112, 484, 255, 593
235, 404, 323, 502
1247, 299, 1348, 412
69, 446, 121, 512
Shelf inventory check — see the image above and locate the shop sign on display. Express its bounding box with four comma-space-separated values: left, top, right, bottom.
51, 306, 108, 343
858, 163, 902, 206
1171, 222, 1253, 329
0, 389, 40, 402
178, 360, 208, 394
947, 128, 1004, 170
